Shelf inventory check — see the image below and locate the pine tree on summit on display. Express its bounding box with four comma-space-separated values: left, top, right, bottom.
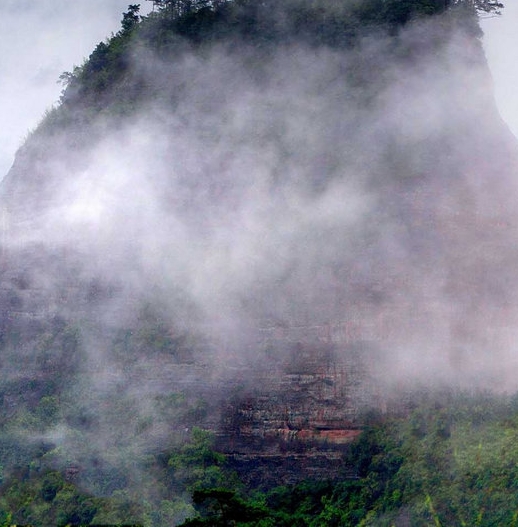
121, 4, 141, 33
149, 0, 201, 16
460, 0, 503, 14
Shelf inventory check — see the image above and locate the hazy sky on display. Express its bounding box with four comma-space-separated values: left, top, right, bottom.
480, 3, 518, 138
0, 0, 152, 177
0, 1, 515, 178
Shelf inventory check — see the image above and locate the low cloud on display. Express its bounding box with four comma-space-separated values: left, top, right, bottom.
2, 4, 518, 499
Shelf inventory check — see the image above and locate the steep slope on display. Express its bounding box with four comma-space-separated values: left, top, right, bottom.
0, 0, 517, 521
2, 1, 517, 382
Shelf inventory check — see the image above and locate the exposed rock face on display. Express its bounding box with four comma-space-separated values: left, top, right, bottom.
211, 335, 380, 484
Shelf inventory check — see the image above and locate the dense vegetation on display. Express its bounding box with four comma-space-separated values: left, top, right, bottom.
2, 389, 518, 525
178, 392, 518, 526
52, 0, 489, 123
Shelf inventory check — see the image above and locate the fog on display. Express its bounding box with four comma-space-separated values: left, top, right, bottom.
481, 1, 518, 139
1, 1, 518, 511
1, 2, 518, 179
0, 1, 153, 177
3, 6, 517, 384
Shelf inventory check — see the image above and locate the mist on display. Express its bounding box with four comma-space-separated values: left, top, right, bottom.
1, 1, 518, 512
481, 0, 518, 139
0, 1, 153, 177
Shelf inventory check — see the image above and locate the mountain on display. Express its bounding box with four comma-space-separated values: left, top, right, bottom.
0, 0, 517, 524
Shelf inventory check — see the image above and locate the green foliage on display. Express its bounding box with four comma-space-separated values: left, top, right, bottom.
35, 395, 60, 428
121, 4, 142, 33
463, 0, 504, 14
0, 470, 100, 526
177, 392, 518, 527
168, 427, 228, 492
0, 428, 224, 526
112, 303, 198, 362
52, 0, 496, 122
182, 487, 269, 526
3, 370, 518, 525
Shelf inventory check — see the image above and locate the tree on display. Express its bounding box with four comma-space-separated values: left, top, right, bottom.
121, 4, 141, 33
151, 0, 212, 18
474, 0, 504, 14
167, 428, 228, 492
180, 488, 268, 526
449, 0, 504, 15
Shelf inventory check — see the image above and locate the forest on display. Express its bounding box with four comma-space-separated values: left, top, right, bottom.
1, 390, 518, 525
